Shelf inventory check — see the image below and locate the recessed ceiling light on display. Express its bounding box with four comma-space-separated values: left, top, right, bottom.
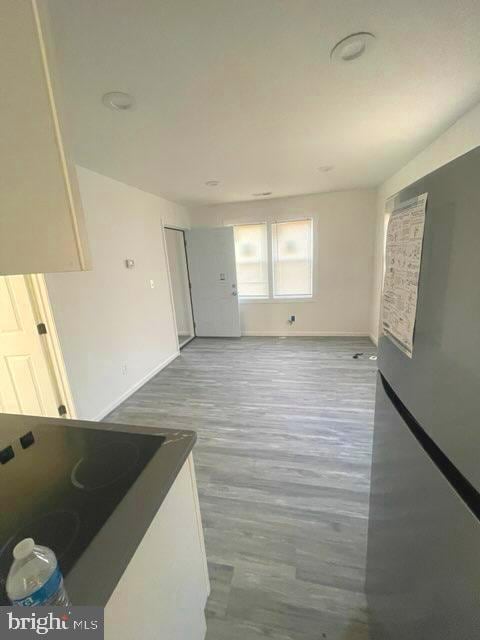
102, 91, 135, 111
330, 32, 376, 63
253, 192, 272, 197
205, 180, 220, 187
318, 165, 334, 173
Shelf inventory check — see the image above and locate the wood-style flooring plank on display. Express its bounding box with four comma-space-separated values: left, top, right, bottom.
106, 336, 377, 639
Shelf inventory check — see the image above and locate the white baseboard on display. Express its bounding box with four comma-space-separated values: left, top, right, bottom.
93, 351, 180, 422
369, 333, 379, 346
241, 331, 370, 337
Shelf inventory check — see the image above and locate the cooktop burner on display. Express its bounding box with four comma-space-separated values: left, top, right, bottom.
0, 422, 165, 604
71, 441, 141, 491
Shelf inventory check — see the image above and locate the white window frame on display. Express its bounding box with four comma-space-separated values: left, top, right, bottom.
271, 218, 313, 300
233, 222, 270, 300
232, 218, 314, 303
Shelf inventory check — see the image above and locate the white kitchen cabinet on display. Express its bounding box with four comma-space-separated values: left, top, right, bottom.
105, 454, 210, 640
0, 0, 91, 275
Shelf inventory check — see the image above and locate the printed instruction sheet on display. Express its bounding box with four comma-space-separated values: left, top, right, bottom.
382, 192, 428, 358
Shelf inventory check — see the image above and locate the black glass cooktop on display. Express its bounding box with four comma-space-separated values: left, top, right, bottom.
0, 421, 165, 604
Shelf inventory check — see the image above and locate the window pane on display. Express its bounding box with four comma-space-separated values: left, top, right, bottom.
234, 224, 269, 297
272, 219, 313, 297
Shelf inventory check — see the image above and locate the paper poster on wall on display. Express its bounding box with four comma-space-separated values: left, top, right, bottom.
382, 192, 428, 358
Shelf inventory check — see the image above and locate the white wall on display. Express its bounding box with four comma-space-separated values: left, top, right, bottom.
46, 166, 190, 420
370, 101, 480, 343
190, 190, 376, 337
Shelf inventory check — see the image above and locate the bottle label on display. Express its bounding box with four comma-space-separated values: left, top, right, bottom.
12, 567, 62, 606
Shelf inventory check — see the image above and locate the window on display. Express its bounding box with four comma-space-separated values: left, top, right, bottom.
233, 223, 269, 297
272, 219, 313, 298
233, 219, 313, 299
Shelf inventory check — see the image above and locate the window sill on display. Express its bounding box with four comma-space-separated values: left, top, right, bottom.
239, 297, 315, 305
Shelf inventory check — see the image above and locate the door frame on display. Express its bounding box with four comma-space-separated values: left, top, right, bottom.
164, 225, 196, 349
24, 274, 77, 418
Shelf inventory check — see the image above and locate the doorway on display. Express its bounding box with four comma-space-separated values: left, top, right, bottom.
0, 274, 75, 418
165, 227, 195, 349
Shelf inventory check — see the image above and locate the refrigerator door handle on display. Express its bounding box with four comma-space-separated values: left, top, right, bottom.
380, 373, 480, 522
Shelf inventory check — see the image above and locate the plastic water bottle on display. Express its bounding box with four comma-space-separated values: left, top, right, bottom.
6, 538, 70, 606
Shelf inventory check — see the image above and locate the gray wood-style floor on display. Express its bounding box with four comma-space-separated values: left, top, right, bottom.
106, 337, 378, 640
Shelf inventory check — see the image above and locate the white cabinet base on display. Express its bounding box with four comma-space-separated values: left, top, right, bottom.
105, 454, 209, 640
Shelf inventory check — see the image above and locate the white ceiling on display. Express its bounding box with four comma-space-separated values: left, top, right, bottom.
47, 0, 480, 206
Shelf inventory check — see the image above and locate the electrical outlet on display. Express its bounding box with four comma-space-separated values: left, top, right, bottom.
150, 279, 155, 289
121, 363, 128, 376
288, 315, 296, 325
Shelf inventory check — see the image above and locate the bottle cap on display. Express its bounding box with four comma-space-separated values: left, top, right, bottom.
13, 538, 35, 560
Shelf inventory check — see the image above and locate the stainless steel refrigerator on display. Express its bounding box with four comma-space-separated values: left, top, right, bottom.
366, 146, 480, 638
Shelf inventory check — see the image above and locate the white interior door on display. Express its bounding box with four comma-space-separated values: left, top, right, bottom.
186, 227, 241, 337
0, 276, 59, 416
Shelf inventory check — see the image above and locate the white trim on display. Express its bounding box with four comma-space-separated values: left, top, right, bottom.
161, 222, 181, 352
33, 1, 89, 270
234, 218, 315, 302
164, 223, 188, 231
369, 333, 379, 346
179, 335, 195, 349
241, 331, 370, 337
25, 274, 78, 418
233, 221, 270, 299
271, 218, 313, 299
163, 225, 196, 347
187, 454, 211, 601
93, 351, 180, 422
240, 296, 315, 304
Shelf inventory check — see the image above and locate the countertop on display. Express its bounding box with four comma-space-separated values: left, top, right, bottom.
0, 412, 196, 606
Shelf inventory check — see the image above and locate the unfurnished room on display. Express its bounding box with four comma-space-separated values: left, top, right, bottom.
1, 1, 480, 639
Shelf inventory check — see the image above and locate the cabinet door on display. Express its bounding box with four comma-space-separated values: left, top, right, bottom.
0, 0, 91, 275
104, 456, 209, 640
